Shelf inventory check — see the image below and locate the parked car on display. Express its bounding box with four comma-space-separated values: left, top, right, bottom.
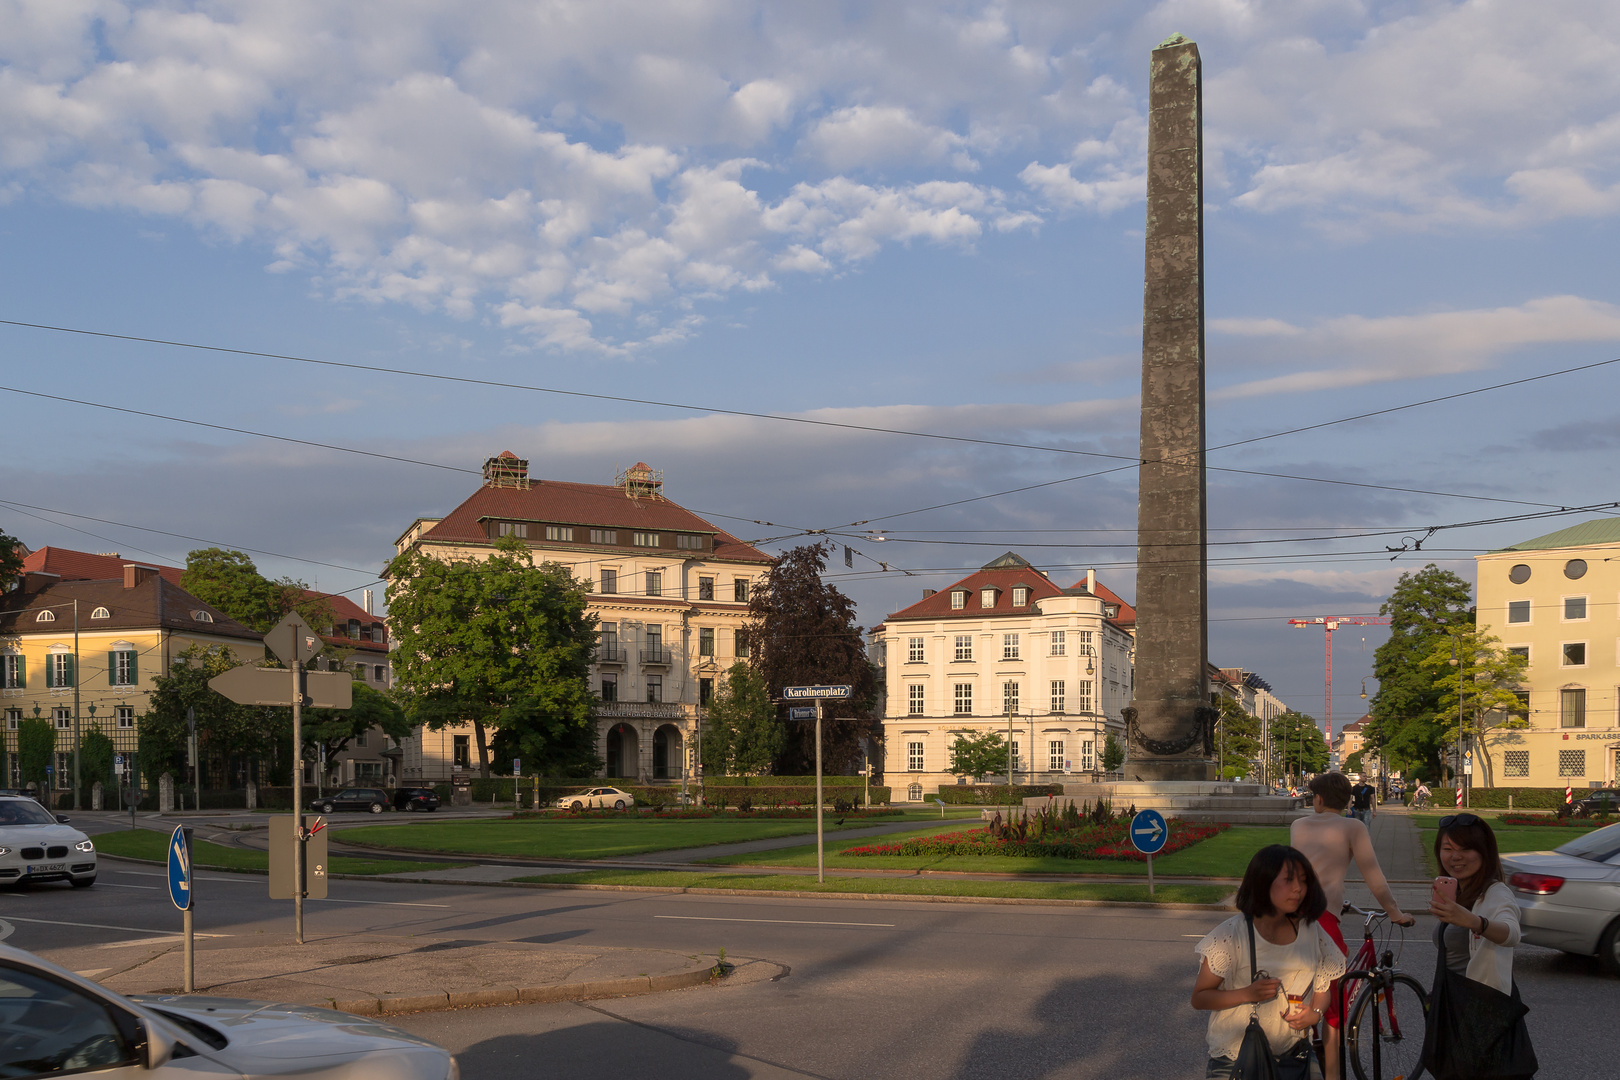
1503, 820, 1620, 975
556, 786, 635, 811
1569, 789, 1620, 818
310, 788, 390, 814
0, 941, 456, 1080
0, 794, 96, 889
393, 787, 442, 812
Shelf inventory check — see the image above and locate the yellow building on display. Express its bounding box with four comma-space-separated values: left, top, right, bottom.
1, 564, 265, 795
1475, 519, 1620, 790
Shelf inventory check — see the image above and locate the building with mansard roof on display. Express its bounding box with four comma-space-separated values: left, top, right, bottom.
870, 553, 1136, 800
391, 453, 774, 784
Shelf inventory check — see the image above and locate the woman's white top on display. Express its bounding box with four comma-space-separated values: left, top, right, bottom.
1460, 880, 1522, 994
1196, 914, 1347, 1059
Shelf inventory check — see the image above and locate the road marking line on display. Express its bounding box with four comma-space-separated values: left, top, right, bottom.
653, 915, 895, 928
2, 917, 230, 939
310, 898, 450, 908
74, 969, 108, 977
100, 883, 159, 890
0, 919, 12, 941
114, 869, 449, 905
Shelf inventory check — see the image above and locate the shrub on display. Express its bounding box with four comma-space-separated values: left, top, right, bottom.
932, 784, 1066, 805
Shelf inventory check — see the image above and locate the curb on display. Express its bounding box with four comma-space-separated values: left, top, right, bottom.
324, 966, 722, 1016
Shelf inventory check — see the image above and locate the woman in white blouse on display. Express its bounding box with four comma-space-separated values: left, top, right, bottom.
1427, 813, 1521, 992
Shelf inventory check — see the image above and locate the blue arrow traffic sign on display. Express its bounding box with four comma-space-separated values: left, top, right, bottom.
1129, 808, 1168, 856
167, 824, 193, 911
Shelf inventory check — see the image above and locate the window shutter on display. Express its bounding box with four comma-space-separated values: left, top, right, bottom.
45, 659, 53, 688
129, 652, 137, 685
65, 655, 75, 687
15, 656, 23, 689
109, 651, 118, 686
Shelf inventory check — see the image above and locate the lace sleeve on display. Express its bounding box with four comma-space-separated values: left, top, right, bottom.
1195, 916, 1242, 981
1312, 923, 1348, 992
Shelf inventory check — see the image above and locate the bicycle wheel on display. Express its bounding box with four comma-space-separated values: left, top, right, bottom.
1346, 973, 1429, 1080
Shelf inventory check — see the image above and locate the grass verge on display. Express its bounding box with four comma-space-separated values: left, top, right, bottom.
92, 829, 464, 876
705, 823, 1291, 878
513, 868, 1232, 904
1410, 813, 1601, 876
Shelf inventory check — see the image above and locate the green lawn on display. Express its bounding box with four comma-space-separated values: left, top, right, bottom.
705, 824, 1292, 878
92, 829, 464, 876
515, 868, 1232, 904
1410, 813, 1599, 876
338, 816, 917, 860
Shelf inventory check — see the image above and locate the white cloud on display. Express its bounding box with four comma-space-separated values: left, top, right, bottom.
801, 105, 978, 172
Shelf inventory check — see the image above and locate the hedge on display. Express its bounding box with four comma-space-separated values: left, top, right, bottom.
701, 785, 890, 809
706, 775, 870, 788
930, 784, 1067, 805
1451, 786, 1610, 809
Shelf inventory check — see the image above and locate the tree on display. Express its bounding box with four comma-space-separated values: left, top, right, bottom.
138, 645, 280, 787
1215, 697, 1263, 780
1364, 565, 1473, 782
948, 729, 1009, 780
385, 536, 597, 778
302, 683, 412, 774
180, 548, 335, 634
78, 728, 115, 794
1343, 750, 1367, 776
0, 528, 23, 587
1101, 733, 1125, 773
1270, 711, 1329, 781
702, 663, 782, 776
1421, 624, 1529, 788
16, 717, 53, 790
748, 542, 880, 774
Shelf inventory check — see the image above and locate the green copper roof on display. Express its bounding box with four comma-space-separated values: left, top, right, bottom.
982, 551, 1033, 570
1156, 33, 1192, 49
1493, 517, 1620, 552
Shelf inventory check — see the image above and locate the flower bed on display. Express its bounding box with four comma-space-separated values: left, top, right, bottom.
512, 807, 901, 821
844, 820, 1227, 860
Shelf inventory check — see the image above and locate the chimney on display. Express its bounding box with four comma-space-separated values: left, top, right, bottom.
363, 589, 374, 615
482, 451, 531, 489
1085, 568, 1097, 594
21, 571, 59, 596
123, 564, 160, 589
922, 588, 937, 599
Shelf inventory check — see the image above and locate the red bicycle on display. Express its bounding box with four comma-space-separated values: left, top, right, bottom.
1335, 902, 1430, 1080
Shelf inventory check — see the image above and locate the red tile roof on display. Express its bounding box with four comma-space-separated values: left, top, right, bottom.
0, 576, 261, 642
20, 547, 184, 586
420, 476, 772, 564
885, 553, 1135, 629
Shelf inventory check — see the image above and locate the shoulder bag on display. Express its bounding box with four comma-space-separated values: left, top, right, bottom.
1232, 916, 1282, 1080
1420, 928, 1538, 1080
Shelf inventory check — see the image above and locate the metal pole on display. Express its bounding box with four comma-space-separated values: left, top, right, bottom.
183, 905, 194, 992
815, 699, 824, 884
292, 658, 304, 944
72, 600, 81, 810
1147, 853, 1155, 897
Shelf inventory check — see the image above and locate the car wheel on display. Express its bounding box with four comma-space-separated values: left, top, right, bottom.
369, 802, 384, 814
614, 799, 625, 810
1600, 917, 1620, 978
405, 802, 416, 812
571, 800, 584, 810
70, 876, 95, 889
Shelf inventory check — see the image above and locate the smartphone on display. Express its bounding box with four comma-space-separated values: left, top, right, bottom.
1433, 876, 1458, 904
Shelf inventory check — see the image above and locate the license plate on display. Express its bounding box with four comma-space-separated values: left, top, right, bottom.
26, 864, 66, 874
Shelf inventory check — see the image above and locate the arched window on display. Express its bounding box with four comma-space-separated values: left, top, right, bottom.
90, 607, 111, 619
35, 610, 55, 623
191, 610, 214, 623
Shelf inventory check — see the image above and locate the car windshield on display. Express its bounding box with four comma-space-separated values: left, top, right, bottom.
1556, 821, 1620, 863
0, 800, 57, 825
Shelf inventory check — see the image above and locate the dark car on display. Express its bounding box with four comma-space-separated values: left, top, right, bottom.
1571, 789, 1620, 818
310, 787, 389, 814
392, 787, 441, 812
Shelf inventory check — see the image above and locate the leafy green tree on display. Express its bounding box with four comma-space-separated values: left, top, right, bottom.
385, 536, 598, 778
1421, 624, 1529, 788
180, 548, 335, 634
138, 646, 281, 787
702, 663, 782, 776
1101, 733, 1125, 773
748, 542, 880, 774
16, 718, 53, 789
1215, 697, 1263, 780
1271, 711, 1329, 781
78, 728, 115, 794
0, 528, 24, 587
1343, 749, 1367, 776
948, 729, 1009, 780
1364, 565, 1473, 782
302, 683, 412, 773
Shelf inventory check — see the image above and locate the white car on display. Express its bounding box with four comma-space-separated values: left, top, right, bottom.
1503, 820, 1620, 976
0, 942, 456, 1080
556, 786, 636, 811
0, 795, 96, 889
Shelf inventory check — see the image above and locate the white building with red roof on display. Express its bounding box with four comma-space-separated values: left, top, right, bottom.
872, 553, 1136, 798
392, 453, 774, 783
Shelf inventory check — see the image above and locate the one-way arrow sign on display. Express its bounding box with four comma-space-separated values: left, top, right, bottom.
209, 666, 353, 710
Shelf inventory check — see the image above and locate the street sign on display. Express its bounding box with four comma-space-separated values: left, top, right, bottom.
209, 666, 353, 709
262, 612, 324, 666
1129, 808, 1169, 855
783, 684, 852, 700
167, 824, 193, 911
268, 816, 329, 900
788, 706, 816, 721
513, 758, 521, 774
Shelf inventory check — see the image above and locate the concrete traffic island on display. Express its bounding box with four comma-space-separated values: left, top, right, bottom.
40, 935, 755, 1016
1027, 782, 1308, 826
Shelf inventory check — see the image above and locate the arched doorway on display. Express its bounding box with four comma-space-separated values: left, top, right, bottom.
606, 723, 640, 778
652, 724, 683, 780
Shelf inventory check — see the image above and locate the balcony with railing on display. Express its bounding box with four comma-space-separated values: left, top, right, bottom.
596, 644, 625, 666
640, 647, 673, 669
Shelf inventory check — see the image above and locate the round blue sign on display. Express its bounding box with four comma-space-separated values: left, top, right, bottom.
1129, 808, 1169, 855
167, 824, 193, 911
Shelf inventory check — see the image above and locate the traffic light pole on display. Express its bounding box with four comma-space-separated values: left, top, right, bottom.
292, 659, 305, 944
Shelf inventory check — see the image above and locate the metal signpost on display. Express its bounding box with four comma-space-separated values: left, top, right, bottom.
1129, 808, 1169, 896
167, 824, 194, 991
513, 759, 521, 808
211, 612, 348, 944
782, 685, 853, 883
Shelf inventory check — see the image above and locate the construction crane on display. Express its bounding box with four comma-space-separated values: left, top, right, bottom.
1288, 616, 1392, 747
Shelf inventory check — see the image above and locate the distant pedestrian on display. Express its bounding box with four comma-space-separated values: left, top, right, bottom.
1349, 779, 1376, 823
1192, 844, 1344, 1080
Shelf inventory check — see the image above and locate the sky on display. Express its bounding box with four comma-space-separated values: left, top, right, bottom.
4, 0, 1620, 737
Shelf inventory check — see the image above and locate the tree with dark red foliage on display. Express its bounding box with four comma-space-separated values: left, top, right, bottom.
748, 542, 880, 776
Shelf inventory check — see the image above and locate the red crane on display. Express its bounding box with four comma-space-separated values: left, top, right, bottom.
1288, 616, 1392, 745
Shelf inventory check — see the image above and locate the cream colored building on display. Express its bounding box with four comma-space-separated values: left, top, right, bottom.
871, 553, 1136, 800
1476, 519, 1620, 789
390, 453, 773, 783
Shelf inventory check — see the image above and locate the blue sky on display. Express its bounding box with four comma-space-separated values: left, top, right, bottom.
4, 1, 1620, 736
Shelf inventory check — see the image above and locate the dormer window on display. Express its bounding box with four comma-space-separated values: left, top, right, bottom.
980, 587, 998, 609
191, 610, 215, 623
36, 610, 55, 623
1104, 604, 1119, 619
497, 522, 528, 538
91, 607, 111, 619
1011, 587, 1028, 607
950, 590, 967, 610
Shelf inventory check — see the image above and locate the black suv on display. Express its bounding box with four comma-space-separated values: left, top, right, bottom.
310, 787, 389, 814
1570, 789, 1620, 818
393, 787, 441, 812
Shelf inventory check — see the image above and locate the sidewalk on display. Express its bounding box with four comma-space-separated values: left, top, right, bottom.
38, 933, 760, 1016
1344, 806, 1434, 911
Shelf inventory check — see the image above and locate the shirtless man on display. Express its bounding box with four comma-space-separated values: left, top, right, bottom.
1290, 772, 1414, 1080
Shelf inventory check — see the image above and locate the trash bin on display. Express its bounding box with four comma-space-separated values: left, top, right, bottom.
451, 773, 473, 807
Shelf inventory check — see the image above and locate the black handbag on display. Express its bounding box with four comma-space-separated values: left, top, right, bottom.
1420, 930, 1538, 1080
1232, 916, 1282, 1080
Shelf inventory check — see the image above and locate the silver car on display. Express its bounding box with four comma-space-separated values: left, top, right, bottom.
1503, 820, 1620, 976
0, 795, 96, 889
0, 942, 457, 1080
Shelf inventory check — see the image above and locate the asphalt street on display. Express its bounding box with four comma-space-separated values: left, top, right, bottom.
5, 846, 1616, 1080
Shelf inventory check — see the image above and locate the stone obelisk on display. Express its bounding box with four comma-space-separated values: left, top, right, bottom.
1122, 33, 1216, 782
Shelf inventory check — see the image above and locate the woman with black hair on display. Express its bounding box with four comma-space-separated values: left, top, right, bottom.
1192, 844, 1346, 1080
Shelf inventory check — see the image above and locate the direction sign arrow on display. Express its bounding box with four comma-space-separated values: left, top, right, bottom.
167, 824, 192, 911
1128, 808, 1169, 855
263, 612, 324, 666
209, 666, 353, 709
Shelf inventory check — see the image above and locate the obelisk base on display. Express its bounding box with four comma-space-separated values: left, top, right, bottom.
1131, 758, 1217, 783
1123, 701, 1218, 782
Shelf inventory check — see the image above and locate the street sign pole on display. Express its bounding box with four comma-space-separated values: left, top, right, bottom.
292, 657, 304, 944
1129, 809, 1169, 897
167, 824, 194, 992
782, 686, 850, 886
815, 698, 824, 884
